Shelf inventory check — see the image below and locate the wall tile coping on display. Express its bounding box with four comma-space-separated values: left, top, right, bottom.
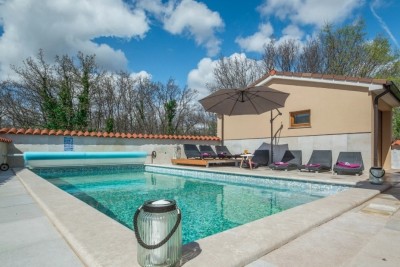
0, 127, 220, 141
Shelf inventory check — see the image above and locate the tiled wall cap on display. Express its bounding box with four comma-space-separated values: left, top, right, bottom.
0, 136, 12, 143
0, 127, 220, 141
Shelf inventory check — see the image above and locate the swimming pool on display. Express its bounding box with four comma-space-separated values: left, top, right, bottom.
34, 165, 350, 244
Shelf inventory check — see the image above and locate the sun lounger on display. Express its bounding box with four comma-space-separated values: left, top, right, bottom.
269, 150, 302, 171
242, 149, 269, 169
298, 150, 332, 172
333, 152, 364, 175
215, 145, 240, 159
199, 145, 218, 159
183, 144, 202, 159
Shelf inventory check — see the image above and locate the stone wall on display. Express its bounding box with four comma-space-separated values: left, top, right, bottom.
2, 134, 220, 167
224, 132, 372, 170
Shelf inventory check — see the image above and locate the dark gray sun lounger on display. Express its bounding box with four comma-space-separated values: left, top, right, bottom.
199, 145, 217, 159
333, 152, 364, 175
242, 149, 269, 168
269, 150, 302, 171
215, 145, 240, 159
183, 144, 202, 159
298, 150, 332, 172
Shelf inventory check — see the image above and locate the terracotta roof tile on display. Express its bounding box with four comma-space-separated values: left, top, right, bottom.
0, 127, 220, 141
392, 140, 400, 146
0, 136, 12, 143
372, 78, 387, 85
249, 69, 390, 87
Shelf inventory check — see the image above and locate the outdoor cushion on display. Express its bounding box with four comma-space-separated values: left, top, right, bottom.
337, 161, 361, 168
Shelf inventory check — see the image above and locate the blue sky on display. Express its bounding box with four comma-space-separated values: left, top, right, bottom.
0, 0, 399, 99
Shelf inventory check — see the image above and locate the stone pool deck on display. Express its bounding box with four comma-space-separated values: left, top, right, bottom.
0, 165, 399, 266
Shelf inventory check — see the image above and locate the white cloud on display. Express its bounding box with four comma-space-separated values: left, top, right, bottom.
130, 70, 152, 81
235, 23, 274, 53
187, 57, 216, 100
258, 0, 364, 27
138, 0, 224, 56
0, 0, 149, 79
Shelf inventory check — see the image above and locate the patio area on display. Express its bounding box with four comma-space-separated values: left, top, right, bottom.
1, 165, 400, 266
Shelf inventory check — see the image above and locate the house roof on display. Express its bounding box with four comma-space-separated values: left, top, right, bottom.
251, 70, 389, 87
251, 70, 400, 106
0, 128, 220, 141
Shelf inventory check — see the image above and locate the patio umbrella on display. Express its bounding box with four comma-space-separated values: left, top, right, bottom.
199, 85, 290, 161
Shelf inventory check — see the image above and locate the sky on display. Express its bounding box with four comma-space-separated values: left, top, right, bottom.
0, 0, 399, 100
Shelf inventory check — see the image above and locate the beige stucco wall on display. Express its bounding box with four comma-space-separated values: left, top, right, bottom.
219, 80, 372, 140
2, 135, 219, 167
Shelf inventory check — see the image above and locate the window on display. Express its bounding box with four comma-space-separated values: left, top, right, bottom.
290, 110, 311, 128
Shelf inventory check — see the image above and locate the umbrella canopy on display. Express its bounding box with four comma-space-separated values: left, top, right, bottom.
199, 85, 289, 116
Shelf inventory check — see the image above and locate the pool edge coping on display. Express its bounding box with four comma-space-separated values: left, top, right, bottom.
14, 167, 391, 267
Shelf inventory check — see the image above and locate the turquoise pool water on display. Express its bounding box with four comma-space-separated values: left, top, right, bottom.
35, 165, 348, 244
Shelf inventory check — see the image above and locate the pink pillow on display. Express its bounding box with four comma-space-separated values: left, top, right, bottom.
337, 161, 361, 168
274, 162, 289, 166
306, 163, 321, 167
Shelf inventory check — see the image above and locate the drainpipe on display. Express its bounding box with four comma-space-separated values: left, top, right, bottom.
373, 84, 390, 167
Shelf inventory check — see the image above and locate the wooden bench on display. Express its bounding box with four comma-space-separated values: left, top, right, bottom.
171, 158, 240, 168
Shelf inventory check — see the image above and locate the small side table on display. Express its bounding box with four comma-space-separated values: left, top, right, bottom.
240, 154, 254, 170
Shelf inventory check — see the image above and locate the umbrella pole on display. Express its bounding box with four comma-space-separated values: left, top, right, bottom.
222, 115, 224, 146
270, 111, 273, 163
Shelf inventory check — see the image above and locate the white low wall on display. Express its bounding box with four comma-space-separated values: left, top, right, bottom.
391, 147, 400, 169
0, 142, 7, 165
225, 132, 372, 170
2, 134, 220, 167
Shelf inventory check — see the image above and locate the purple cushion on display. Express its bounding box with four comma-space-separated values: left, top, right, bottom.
201, 152, 211, 157
337, 162, 361, 168
306, 163, 321, 167
274, 162, 289, 166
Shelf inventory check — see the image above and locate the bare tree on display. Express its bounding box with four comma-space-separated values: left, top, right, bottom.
297, 38, 324, 73
209, 54, 264, 92
262, 39, 277, 72
276, 39, 299, 72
